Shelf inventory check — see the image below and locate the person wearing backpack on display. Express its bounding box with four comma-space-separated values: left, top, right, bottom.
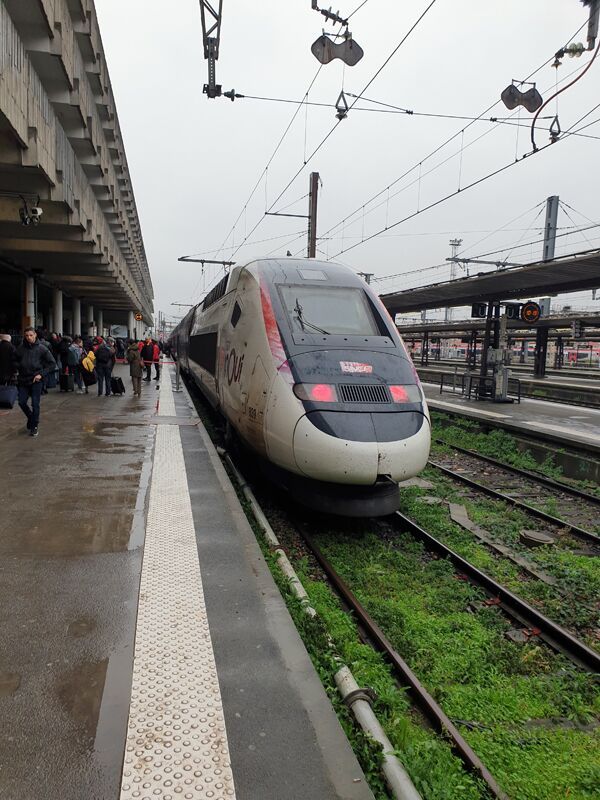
94, 337, 114, 397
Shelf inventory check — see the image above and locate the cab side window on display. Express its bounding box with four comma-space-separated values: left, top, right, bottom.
231, 301, 242, 328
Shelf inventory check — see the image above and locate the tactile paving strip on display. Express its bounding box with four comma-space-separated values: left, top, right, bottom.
157, 361, 176, 416
119, 371, 236, 800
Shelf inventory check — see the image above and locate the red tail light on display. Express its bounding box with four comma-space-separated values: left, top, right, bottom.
293, 383, 338, 402
389, 384, 421, 403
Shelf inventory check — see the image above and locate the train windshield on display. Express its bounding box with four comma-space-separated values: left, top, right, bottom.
279, 285, 380, 336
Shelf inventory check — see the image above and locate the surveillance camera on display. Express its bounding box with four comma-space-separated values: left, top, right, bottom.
19, 208, 31, 226
30, 207, 43, 219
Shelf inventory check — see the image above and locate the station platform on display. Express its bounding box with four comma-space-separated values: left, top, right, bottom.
0, 363, 373, 800
423, 382, 600, 455
417, 365, 600, 393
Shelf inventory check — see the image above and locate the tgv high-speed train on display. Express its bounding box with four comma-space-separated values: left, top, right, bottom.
170, 258, 430, 516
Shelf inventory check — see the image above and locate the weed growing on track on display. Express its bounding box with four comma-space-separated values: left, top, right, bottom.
400, 471, 600, 647
314, 525, 600, 800
431, 412, 600, 498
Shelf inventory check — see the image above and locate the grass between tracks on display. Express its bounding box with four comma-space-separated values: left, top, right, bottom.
253, 526, 490, 800
431, 411, 600, 499
310, 522, 600, 800
402, 467, 600, 644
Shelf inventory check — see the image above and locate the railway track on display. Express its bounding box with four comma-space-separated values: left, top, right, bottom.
186, 377, 600, 800
428, 442, 600, 546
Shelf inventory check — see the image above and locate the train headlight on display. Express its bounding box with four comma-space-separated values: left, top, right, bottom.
389, 385, 421, 403
293, 383, 338, 402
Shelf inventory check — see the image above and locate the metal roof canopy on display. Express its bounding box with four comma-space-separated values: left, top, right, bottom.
380, 248, 600, 314
396, 312, 600, 335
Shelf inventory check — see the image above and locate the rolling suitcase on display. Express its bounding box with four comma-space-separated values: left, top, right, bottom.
59, 371, 75, 392
0, 383, 17, 408
110, 376, 125, 395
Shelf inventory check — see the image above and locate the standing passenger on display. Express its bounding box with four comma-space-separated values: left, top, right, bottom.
15, 327, 56, 436
126, 339, 144, 396
94, 337, 114, 397
152, 339, 160, 381
69, 337, 84, 393
141, 336, 155, 382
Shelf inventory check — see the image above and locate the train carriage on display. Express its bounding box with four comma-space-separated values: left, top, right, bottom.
170, 258, 431, 516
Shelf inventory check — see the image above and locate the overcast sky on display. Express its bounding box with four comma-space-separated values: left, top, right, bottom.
95, 0, 600, 324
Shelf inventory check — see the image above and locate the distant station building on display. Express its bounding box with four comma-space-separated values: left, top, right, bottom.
0, 0, 152, 339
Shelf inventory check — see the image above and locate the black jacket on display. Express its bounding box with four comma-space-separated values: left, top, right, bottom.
0, 340, 16, 383
15, 340, 57, 386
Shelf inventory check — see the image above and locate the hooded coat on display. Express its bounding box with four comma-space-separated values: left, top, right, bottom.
126, 342, 144, 378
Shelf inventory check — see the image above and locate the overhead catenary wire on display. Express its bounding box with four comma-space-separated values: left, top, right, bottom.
328, 102, 600, 262
228, 0, 441, 261
531, 34, 600, 150
320, 61, 594, 247
317, 19, 590, 247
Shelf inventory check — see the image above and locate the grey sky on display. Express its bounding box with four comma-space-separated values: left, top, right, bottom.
95, 0, 600, 324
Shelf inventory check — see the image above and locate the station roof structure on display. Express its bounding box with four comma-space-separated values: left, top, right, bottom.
395, 312, 600, 336
380, 249, 600, 314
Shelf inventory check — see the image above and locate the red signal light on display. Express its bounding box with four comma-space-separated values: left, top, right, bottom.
293, 383, 338, 402
389, 385, 420, 403
310, 383, 336, 402
390, 385, 409, 402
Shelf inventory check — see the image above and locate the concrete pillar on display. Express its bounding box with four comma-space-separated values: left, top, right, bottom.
86, 305, 94, 336
128, 310, 135, 340
25, 276, 36, 329
48, 310, 54, 332
72, 298, 81, 337
53, 288, 63, 334
97, 309, 104, 337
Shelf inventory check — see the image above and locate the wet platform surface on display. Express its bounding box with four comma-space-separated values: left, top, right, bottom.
0, 365, 156, 800
424, 382, 600, 454
0, 364, 373, 800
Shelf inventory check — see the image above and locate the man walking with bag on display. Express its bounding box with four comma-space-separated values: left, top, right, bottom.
15, 327, 56, 437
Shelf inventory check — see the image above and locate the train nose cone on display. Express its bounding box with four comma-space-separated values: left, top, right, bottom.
292, 414, 379, 484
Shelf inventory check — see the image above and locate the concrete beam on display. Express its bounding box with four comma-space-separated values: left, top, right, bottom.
0, 238, 97, 255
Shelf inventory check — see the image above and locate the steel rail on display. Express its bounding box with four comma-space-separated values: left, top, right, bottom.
429, 460, 600, 546
433, 439, 600, 507
297, 526, 511, 800
393, 512, 600, 673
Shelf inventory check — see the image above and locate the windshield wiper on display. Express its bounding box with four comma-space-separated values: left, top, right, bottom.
294, 298, 330, 335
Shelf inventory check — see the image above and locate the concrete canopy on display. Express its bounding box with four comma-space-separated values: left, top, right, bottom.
0, 0, 153, 326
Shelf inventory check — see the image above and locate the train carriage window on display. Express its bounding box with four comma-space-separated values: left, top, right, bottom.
279, 285, 380, 336
189, 330, 218, 374
231, 301, 242, 328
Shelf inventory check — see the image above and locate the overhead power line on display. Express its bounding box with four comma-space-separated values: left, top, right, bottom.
228, 0, 440, 261
328, 102, 600, 261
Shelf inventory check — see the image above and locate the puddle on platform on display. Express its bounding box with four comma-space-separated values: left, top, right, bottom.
0, 511, 135, 556
0, 671, 21, 697
67, 618, 96, 638
56, 659, 108, 742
